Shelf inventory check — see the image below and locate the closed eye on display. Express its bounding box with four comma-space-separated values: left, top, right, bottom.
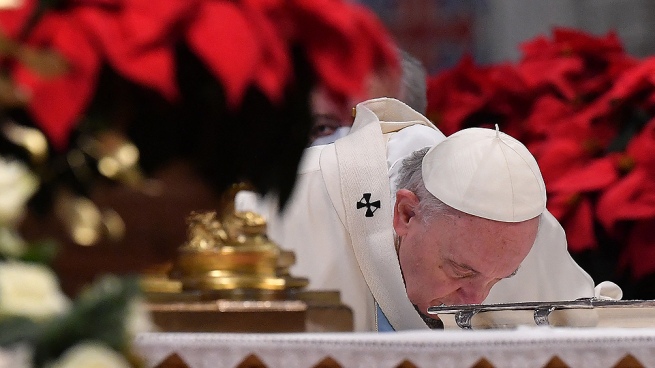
449, 261, 478, 279
493, 268, 520, 282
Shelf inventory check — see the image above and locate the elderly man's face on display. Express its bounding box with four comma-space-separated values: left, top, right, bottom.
393, 189, 539, 317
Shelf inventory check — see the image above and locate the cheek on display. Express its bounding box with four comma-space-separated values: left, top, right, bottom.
398, 236, 448, 303
398, 238, 422, 297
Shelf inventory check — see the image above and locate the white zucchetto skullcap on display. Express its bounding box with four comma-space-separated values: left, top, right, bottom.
422, 126, 546, 222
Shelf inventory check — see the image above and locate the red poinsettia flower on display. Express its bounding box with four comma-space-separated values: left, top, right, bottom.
533, 135, 620, 251
185, 0, 290, 106
517, 52, 583, 101
548, 193, 597, 252
524, 94, 587, 143
604, 55, 655, 109
597, 118, 655, 233
295, 0, 400, 103
480, 63, 531, 138
545, 156, 619, 251
618, 219, 655, 280
425, 55, 495, 135
0, 0, 37, 39
573, 56, 655, 134
427, 26, 655, 285
426, 56, 533, 139
11, 11, 101, 150
73, 0, 197, 101
518, 28, 635, 104
1, 0, 399, 151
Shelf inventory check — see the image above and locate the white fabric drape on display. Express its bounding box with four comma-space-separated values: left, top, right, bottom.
135, 328, 655, 368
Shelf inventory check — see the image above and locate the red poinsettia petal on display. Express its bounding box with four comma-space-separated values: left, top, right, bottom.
606, 56, 655, 102
562, 198, 597, 253
119, 0, 197, 47
185, 1, 261, 106
549, 156, 618, 193
292, 0, 359, 33
517, 58, 583, 101
646, 89, 655, 108
74, 0, 122, 6
546, 191, 576, 220
426, 55, 492, 135
487, 63, 528, 97
626, 118, 655, 174
545, 192, 597, 252
552, 28, 624, 57
297, 3, 372, 100
524, 94, 573, 136
520, 35, 558, 60
619, 219, 655, 280
294, 0, 398, 103
0, 0, 37, 39
13, 12, 100, 151
74, 6, 178, 100
571, 92, 613, 130
242, 0, 291, 103
597, 169, 655, 231
532, 138, 585, 184
516, 28, 631, 108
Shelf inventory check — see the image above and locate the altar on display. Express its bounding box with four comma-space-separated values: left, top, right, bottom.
134, 327, 655, 368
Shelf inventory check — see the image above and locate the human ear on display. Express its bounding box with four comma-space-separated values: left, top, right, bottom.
393, 189, 419, 236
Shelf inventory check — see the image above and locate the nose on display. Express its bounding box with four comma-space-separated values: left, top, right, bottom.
454, 280, 494, 305
456, 288, 486, 304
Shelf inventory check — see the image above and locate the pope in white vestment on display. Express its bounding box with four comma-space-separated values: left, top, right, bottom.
237, 97, 619, 332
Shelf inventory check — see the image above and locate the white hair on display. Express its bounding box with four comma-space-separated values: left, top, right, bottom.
395, 147, 462, 223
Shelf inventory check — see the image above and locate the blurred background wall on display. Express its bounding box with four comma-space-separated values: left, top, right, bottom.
360, 0, 655, 71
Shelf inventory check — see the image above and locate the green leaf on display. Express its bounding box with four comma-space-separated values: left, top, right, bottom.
20, 239, 58, 266
31, 275, 142, 367
0, 317, 43, 347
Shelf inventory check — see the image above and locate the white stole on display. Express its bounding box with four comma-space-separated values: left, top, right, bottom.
325, 106, 433, 330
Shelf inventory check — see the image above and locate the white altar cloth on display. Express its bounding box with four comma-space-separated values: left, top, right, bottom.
134, 327, 655, 368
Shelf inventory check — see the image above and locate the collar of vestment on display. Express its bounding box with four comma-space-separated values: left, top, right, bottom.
320, 98, 436, 330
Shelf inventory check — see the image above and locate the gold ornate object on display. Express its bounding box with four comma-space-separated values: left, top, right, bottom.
143, 183, 352, 332
78, 132, 145, 188
171, 210, 308, 296
1, 121, 48, 165
53, 189, 126, 246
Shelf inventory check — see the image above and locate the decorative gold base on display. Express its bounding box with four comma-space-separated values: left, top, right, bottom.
147, 299, 307, 333
141, 272, 182, 294
140, 264, 308, 300
145, 290, 353, 333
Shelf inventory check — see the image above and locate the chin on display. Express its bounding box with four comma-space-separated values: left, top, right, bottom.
415, 302, 433, 314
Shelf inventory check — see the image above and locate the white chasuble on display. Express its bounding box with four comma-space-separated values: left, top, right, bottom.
237, 97, 605, 332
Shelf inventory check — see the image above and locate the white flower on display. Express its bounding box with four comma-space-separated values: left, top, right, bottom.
0, 0, 23, 10
0, 157, 38, 227
125, 297, 156, 336
0, 344, 32, 368
48, 342, 131, 368
0, 261, 70, 320
0, 227, 27, 258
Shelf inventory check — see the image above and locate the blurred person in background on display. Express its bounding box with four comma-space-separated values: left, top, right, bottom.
309, 49, 427, 145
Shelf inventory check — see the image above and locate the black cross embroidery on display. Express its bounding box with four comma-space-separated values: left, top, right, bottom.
357, 193, 380, 217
